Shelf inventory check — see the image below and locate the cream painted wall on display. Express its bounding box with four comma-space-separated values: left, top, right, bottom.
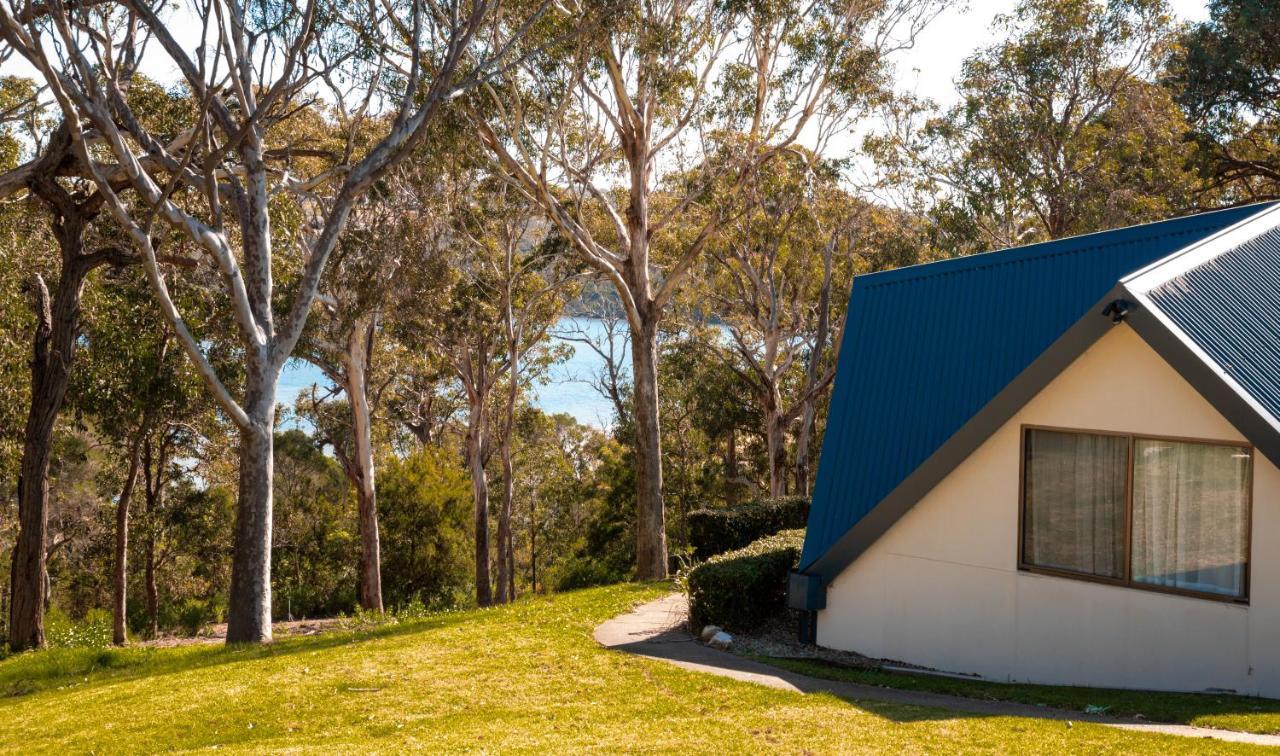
818, 323, 1280, 695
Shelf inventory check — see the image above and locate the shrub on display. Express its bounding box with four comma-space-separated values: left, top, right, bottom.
176, 599, 220, 637
684, 528, 804, 633
686, 497, 809, 560
550, 555, 627, 592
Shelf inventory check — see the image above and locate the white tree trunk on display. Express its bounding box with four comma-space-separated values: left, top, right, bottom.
630, 319, 668, 579
344, 319, 383, 612
226, 367, 276, 643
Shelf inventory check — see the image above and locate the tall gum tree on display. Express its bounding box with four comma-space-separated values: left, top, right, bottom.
867, 0, 1198, 255
0, 0, 545, 642
694, 153, 860, 498
408, 163, 568, 606
476, 0, 942, 578
300, 153, 455, 613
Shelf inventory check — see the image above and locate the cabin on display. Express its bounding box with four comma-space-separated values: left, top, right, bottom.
790, 202, 1280, 696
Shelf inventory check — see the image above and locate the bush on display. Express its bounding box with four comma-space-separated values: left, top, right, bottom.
175, 599, 220, 637
684, 529, 804, 633
686, 497, 809, 560
550, 555, 627, 592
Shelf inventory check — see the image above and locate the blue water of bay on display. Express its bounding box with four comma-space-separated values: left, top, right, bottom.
277, 316, 628, 429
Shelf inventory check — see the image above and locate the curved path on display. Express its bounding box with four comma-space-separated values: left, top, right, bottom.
594, 594, 1280, 748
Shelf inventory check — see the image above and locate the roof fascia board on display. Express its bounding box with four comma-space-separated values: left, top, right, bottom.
1123, 204, 1280, 294
800, 286, 1126, 580
1124, 286, 1280, 468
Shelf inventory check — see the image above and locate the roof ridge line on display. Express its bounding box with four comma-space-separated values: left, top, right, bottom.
860, 206, 1274, 289
1123, 204, 1280, 295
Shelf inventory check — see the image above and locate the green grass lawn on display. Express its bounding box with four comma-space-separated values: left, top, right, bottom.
0, 583, 1266, 753
763, 657, 1280, 737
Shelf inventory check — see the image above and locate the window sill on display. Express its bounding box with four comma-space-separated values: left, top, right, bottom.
1016, 565, 1249, 607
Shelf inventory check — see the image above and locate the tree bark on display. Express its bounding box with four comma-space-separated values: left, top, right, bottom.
794, 238, 835, 496
764, 386, 787, 498
529, 491, 538, 594
111, 424, 148, 646
496, 413, 514, 605
495, 309, 519, 605
144, 471, 159, 641
141, 434, 168, 640
465, 392, 492, 607
630, 319, 668, 580
343, 318, 383, 612
226, 371, 276, 643
9, 201, 101, 651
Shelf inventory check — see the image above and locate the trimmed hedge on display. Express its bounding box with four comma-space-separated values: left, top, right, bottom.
685, 528, 804, 633
686, 496, 809, 560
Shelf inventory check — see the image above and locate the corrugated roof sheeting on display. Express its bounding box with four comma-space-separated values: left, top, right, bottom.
1146, 223, 1280, 424
801, 205, 1272, 571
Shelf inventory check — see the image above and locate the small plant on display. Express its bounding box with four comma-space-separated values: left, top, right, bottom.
684, 529, 804, 632
45, 608, 114, 649
338, 606, 399, 632
396, 597, 430, 621
177, 599, 216, 637
550, 556, 627, 592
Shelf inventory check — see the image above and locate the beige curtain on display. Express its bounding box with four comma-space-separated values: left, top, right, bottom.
1132, 439, 1250, 597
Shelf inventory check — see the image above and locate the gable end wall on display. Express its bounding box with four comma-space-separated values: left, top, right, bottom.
817, 324, 1280, 695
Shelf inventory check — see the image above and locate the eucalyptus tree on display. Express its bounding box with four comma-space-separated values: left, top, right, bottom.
476, 0, 940, 578
411, 165, 569, 606
1170, 0, 1280, 202
0, 0, 547, 642
0, 126, 144, 650
693, 153, 860, 498
868, 0, 1199, 255
300, 153, 453, 613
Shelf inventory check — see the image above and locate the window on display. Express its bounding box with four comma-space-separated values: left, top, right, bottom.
1021, 427, 1251, 601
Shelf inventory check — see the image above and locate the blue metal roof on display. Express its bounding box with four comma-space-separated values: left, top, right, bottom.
1145, 220, 1280, 424
801, 204, 1274, 571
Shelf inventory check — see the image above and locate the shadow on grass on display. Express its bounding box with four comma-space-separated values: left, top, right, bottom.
764, 656, 1280, 733
611, 632, 1012, 726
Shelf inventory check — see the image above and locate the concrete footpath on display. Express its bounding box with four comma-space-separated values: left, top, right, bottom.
594, 594, 1280, 747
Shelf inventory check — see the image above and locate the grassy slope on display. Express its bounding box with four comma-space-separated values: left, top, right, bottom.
764, 657, 1280, 737
0, 584, 1263, 754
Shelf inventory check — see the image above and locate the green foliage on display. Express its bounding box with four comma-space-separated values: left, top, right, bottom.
1170, 0, 1280, 201
684, 528, 804, 633
175, 600, 220, 637
549, 556, 627, 592
45, 608, 113, 649
869, 0, 1203, 255
547, 437, 637, 591
272, 430, 358, 618
686, 497, 809, 560
377, 447, 473, 610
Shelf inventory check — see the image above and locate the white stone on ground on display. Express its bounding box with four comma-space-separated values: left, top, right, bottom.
708, 630, 733, 650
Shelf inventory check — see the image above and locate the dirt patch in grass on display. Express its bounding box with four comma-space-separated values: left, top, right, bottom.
143, 618, 347, 648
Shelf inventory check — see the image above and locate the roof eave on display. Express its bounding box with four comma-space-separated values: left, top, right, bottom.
800, 284, 1280, 585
